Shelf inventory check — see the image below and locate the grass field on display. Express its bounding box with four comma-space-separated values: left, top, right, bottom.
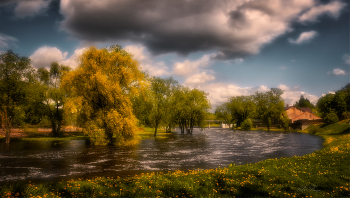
0, 122, 349, 197
136, 127, 174, 140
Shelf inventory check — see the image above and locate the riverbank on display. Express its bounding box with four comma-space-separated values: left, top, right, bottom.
0, 126, 172, 142
0, 122, 349, 197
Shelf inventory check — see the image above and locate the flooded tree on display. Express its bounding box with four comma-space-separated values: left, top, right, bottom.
37, 62, 71, 137
172, 87, 210, 134
227, 95, 256, 127
61, 45, 145, 145
215, 103, 233, 126
148, 77, 179, 136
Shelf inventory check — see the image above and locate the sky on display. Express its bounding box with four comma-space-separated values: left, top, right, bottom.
0, 0, 349, 110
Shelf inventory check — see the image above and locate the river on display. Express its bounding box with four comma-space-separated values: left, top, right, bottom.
0, 128, 323, 184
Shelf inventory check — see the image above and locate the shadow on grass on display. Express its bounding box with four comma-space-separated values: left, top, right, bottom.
339, 127, 350, 134
236, 183, 269, 198
325, 126, 350, 135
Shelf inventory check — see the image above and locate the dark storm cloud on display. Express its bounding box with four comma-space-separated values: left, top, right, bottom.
0, 0, 19, 6
60, 0, 220, 54
59, 0, 347, 59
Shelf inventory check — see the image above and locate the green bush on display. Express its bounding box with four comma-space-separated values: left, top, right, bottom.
22, 124, 38, 133
241, 118, 252, 130
38, 116, 51, 128
12, 106, 25, 127
306, 125, 321, 134
324, 113, 339, 125
342, 111, 350, 120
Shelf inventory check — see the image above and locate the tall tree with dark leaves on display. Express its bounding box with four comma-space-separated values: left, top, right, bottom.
148, 77, 179, 136
294, 95, 314, 109
227, 95, 256, 127
0, 50, 32, 143
317, 83, 350, 120
254, 88, 285, 131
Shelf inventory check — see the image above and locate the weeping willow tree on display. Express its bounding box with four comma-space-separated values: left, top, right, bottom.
61, 45, 145, 145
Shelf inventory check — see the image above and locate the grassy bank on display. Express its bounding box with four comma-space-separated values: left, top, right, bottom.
0, 122, 349, 197
0, 126, 172, 142
136, 127, 174, 140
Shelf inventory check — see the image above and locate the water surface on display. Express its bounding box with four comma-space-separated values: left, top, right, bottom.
0, 128, 323, 183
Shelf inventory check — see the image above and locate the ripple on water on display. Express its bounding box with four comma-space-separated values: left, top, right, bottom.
0, 129, 323, 183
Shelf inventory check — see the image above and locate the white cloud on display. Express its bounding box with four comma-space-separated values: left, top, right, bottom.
59, 47, 86, 69
343, 54, 350, 65
277, 84, 319, 106
288, 31, 318, 44
299, 0, 346, 22
30, 46, 68, 68
0, 33, 17, 49
327, 68, 349, 76
192, 83, 271, 110
141, 62, 170, 76
30, 46, 86, 69
124, 45, 147, 62
184, 72, 215, 85
172, 54, 217, 85
124, 45, 170, 76
14, 0, 52, 18
173, 55, 211, 77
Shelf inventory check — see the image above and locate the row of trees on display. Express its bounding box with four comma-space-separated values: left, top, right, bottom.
0, 46, 210, 145
132, 77, 210, 136
215, 88, 288, 131
216, 84, 349, 131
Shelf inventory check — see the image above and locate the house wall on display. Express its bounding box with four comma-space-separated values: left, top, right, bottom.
291, 119, 324, 130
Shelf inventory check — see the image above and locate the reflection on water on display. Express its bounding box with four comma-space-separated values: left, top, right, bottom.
0, 128, 323, 183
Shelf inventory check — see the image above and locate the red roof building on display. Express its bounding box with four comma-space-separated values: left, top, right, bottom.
285, 106, 321, 123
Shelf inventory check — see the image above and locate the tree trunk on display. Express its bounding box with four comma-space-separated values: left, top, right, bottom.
104, 121, 114, 145
5, 125, 11, 144
1, 109, 12, 144
267, 117, 271, 131
154, 121, 158, 137
166, 125, 171, 133
180, 119, 185, 134
51, 105, 62, 137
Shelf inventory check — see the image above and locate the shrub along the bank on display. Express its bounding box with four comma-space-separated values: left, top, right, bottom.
324, 113, 339, 125
241, 118, 252, 130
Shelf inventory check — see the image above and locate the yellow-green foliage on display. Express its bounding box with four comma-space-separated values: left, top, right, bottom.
61, 45, 145, 145
241, 118, 252, 130
22, 125, 38, 133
